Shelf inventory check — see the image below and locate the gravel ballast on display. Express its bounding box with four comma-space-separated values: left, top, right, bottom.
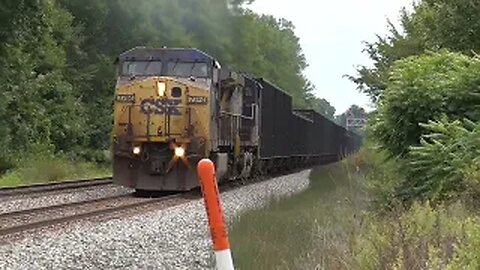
0, 185, 132, 214
0, 170, 311, 269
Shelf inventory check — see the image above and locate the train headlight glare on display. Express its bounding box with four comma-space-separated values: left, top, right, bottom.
132, 146, 141, 155
174, 147, 185, 157
157, 82, 166, 97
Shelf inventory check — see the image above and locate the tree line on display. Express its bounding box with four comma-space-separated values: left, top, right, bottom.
0, 0, 335, 171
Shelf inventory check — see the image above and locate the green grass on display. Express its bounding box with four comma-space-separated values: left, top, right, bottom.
228, 157, 368, 269
0, 154, 111, 188
228, 150, 480, 269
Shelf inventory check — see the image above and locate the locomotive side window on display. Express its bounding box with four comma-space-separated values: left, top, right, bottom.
122, 61, 163, 76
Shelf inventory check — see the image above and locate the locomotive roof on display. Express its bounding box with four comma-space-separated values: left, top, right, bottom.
117, 47, 216, 62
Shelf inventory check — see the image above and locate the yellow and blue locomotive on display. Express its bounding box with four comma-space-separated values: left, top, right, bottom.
113, 47, 259, 191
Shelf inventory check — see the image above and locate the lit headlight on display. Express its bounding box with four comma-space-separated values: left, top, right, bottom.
157, 82, 166, 97
132, 146, 141, 155
174, 147, 185, 157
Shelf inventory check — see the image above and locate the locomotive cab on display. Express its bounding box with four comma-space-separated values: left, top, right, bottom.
112, 47, 219, 191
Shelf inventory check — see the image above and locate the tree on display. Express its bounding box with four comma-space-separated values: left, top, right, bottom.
305, 95, 335, 120
0, 0, 87, 167
369, 51, 480, 157
406, 118, 480, 202
350, 0, 480, 103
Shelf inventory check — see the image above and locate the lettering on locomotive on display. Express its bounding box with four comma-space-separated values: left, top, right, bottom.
187, 95, 208, 104
140, 98, 182, 115
115, 94, 135, 103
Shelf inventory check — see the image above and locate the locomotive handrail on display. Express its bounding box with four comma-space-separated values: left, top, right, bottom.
219, 103, 256, 120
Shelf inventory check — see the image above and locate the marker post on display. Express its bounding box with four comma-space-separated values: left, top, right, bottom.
197, 159, 234, 270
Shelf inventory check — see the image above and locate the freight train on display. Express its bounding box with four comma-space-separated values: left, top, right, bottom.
112, 47, 362, 192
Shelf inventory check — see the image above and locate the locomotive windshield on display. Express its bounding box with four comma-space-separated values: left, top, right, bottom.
120, 60, 209, 78
166, 61, 209, 78
122, 61, 163, 76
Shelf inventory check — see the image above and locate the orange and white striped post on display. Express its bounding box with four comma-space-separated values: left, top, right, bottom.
197, 159, 234, 270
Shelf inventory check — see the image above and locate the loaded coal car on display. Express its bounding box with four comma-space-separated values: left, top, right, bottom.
112, 47, 362, 192
255, 78, 298, 173
293, 109, 340, 164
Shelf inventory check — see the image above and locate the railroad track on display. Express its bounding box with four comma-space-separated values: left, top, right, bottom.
0, 177, 113, 197
0, 192, 184, 236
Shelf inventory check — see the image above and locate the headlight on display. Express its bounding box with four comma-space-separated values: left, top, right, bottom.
157, 82, 166, 97
174, 147, 185, 157
132, 146, 141, 155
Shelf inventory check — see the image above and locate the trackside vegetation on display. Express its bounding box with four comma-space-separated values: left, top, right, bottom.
0, 144, 110, 187
230, 0, 480, 267
229, 149, 480, 269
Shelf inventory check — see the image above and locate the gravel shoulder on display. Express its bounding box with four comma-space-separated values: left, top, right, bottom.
0, 170, 310, 270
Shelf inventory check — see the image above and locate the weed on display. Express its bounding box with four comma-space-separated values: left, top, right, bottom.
0, 152, 110, 187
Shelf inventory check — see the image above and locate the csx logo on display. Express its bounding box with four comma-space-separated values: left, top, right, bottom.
140, 99, 181, 115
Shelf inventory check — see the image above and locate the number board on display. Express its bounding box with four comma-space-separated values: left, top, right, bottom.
116, 94, 135, 103
187, 95, 208, 104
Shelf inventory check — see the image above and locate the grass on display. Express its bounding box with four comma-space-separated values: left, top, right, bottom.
0, 153, 111, 188
228, 157, 368, 269
228, 150, 480, 269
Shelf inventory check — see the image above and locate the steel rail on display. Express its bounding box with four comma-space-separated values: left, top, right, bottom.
0, 177, 113, 197
0, 193, 181, 236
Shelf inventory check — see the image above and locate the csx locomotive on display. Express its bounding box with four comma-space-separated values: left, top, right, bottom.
112, 47, 362, 192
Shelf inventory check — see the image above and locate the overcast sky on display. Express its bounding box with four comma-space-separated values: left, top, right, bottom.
248, 0, 415, 114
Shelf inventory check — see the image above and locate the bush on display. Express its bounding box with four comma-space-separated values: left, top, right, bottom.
0, 149, 111, 187
404, 118, 480, 203
354, 201, 480, 270
370, 51, 480, 157
358, 144, 404, 210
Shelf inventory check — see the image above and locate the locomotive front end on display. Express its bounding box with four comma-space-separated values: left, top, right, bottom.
112, 48, 215, 191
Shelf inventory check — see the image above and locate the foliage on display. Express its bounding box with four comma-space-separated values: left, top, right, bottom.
361, 144, 404, 210
369, 51, 480, 157
354, 201, 480, 270
60, 0, 335, 120
348, 8, 426, 102
354, 0, 480, 206
350, 0, 480, 102
305, 92, 335, 120
0, 146, 110, 187
402, 118, 480, 203
0, 0, 87, 168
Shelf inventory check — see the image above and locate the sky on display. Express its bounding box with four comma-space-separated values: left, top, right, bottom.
248, 0, 415, 114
